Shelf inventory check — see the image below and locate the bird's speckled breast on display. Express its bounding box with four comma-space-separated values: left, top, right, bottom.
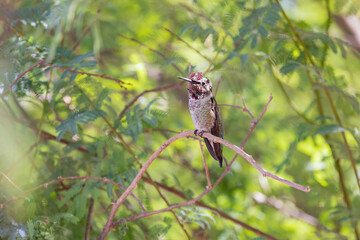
188, 95, 215, 131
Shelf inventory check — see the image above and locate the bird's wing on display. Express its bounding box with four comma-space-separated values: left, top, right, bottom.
210, 96, 223, 168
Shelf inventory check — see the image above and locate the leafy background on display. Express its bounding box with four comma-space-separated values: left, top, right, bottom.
0, 0, 360, 239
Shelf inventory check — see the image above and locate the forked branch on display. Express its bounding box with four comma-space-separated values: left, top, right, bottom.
99, 129, 310, 239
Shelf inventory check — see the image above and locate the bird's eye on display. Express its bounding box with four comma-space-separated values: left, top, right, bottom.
206, 79, 210, 84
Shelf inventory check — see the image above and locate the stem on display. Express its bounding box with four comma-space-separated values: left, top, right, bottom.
275, 0, 360, 190
198, 139, 212, 188
100, 130, 309, 238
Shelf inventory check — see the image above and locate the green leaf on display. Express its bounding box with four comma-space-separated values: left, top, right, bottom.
250, 34, 258, 49
96, 88, 112, 108
327, 85, 360, 114
314, 125, 348, 135
72, 194, 87, 219
201, 28, 217, 42
258, 25, 268, 38
70, 51, 94, 65
191, 25, 202, 40
143, 114, 158, 127
56, 109, 106, 141
80, 60, 97, 68
262, 3, 281, 27
27, 220, 35, 238
240, 53, 248, 65
59, 181, 83, 208
180, 23, 197, 35
69, 68, 78, 82
280, 62, 301, 75
106, 183, 114, 199
337, 39, 347, 58
51, 213, 79, 224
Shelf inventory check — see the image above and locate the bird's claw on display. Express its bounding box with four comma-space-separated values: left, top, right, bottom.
194, 129, 206, 137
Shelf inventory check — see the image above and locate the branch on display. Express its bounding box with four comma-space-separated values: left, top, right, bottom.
240, 94, 272, 149
0, 59, 51, 97
72, 1, 104, 51
163, 27, 212, 62
118, 34, 183, 74
0, 176, 146, 212
76, 85, 191, 239
252, 191, 347, 240
111, 130, 309, 229
219, 94, 273, 149
118, 82, 184, 120
85, 198, 95, 240
179, 3, 234, 39
143, 178, 279, 240
275, 0, 360, 191
99, 129, 309, 238
198, 139, 211, 188
41, 63, 128, 89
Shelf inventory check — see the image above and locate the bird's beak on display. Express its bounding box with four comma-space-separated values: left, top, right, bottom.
177, 76, 200, 84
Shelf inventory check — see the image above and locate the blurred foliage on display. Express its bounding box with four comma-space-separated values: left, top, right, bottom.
0, 0, 360, 239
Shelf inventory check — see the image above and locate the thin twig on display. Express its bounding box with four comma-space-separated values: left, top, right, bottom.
179, 3, 234, 39
111, 131, 309, 228
76, 86, 191, 239
41, 63, 128, 88
142, 178, 279, 240
198, 139, 212, 188
118, 82, 184, 120
0, 170, 23, 193
72, 0, 104, 51
100, 129, 309, 238
275, 0, 360, 191
0, 176, 146, 212
163, 27, 212, 62
267, 61, 315, 124
214, 75, 222, 97
85, 198, 95, 240
0, 59, 51, 97
118, 34, 183, 74
241, 94, 273, 149
252, 191, 347, 240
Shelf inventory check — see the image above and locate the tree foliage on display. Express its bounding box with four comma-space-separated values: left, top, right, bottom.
1, 0, 360, 239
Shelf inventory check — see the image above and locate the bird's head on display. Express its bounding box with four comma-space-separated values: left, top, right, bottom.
178, 72, 213, 100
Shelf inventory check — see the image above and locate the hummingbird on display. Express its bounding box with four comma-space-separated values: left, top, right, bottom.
178, 72, 223, 168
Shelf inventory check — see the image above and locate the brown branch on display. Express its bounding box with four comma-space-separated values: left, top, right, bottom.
219, 94, 273, 149
241, 94, 272, 149
142, 178, 279, 240
163, 27, 212, 62
99, 129, 309, 238
118, 34, 183, 74
179, 3, 234, 39
118, 82, 184, 120
75, 86, 190, 239
111, 129, 309, 228
0, 176, 145, 212
275, 0, 360, 191
111, 150, 239, 227
72, 1, 104, 51
202, 132, 309, 192
85, 198, 95, 240
0, 59, 52, 97
41, 63, 128, 89
214, 75, 222, 97
252, 191, 347, 240
149, 178, 277, 240
198, 139, 211, 188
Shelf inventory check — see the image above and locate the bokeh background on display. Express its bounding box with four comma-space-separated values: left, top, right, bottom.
1, 0, 360, 239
